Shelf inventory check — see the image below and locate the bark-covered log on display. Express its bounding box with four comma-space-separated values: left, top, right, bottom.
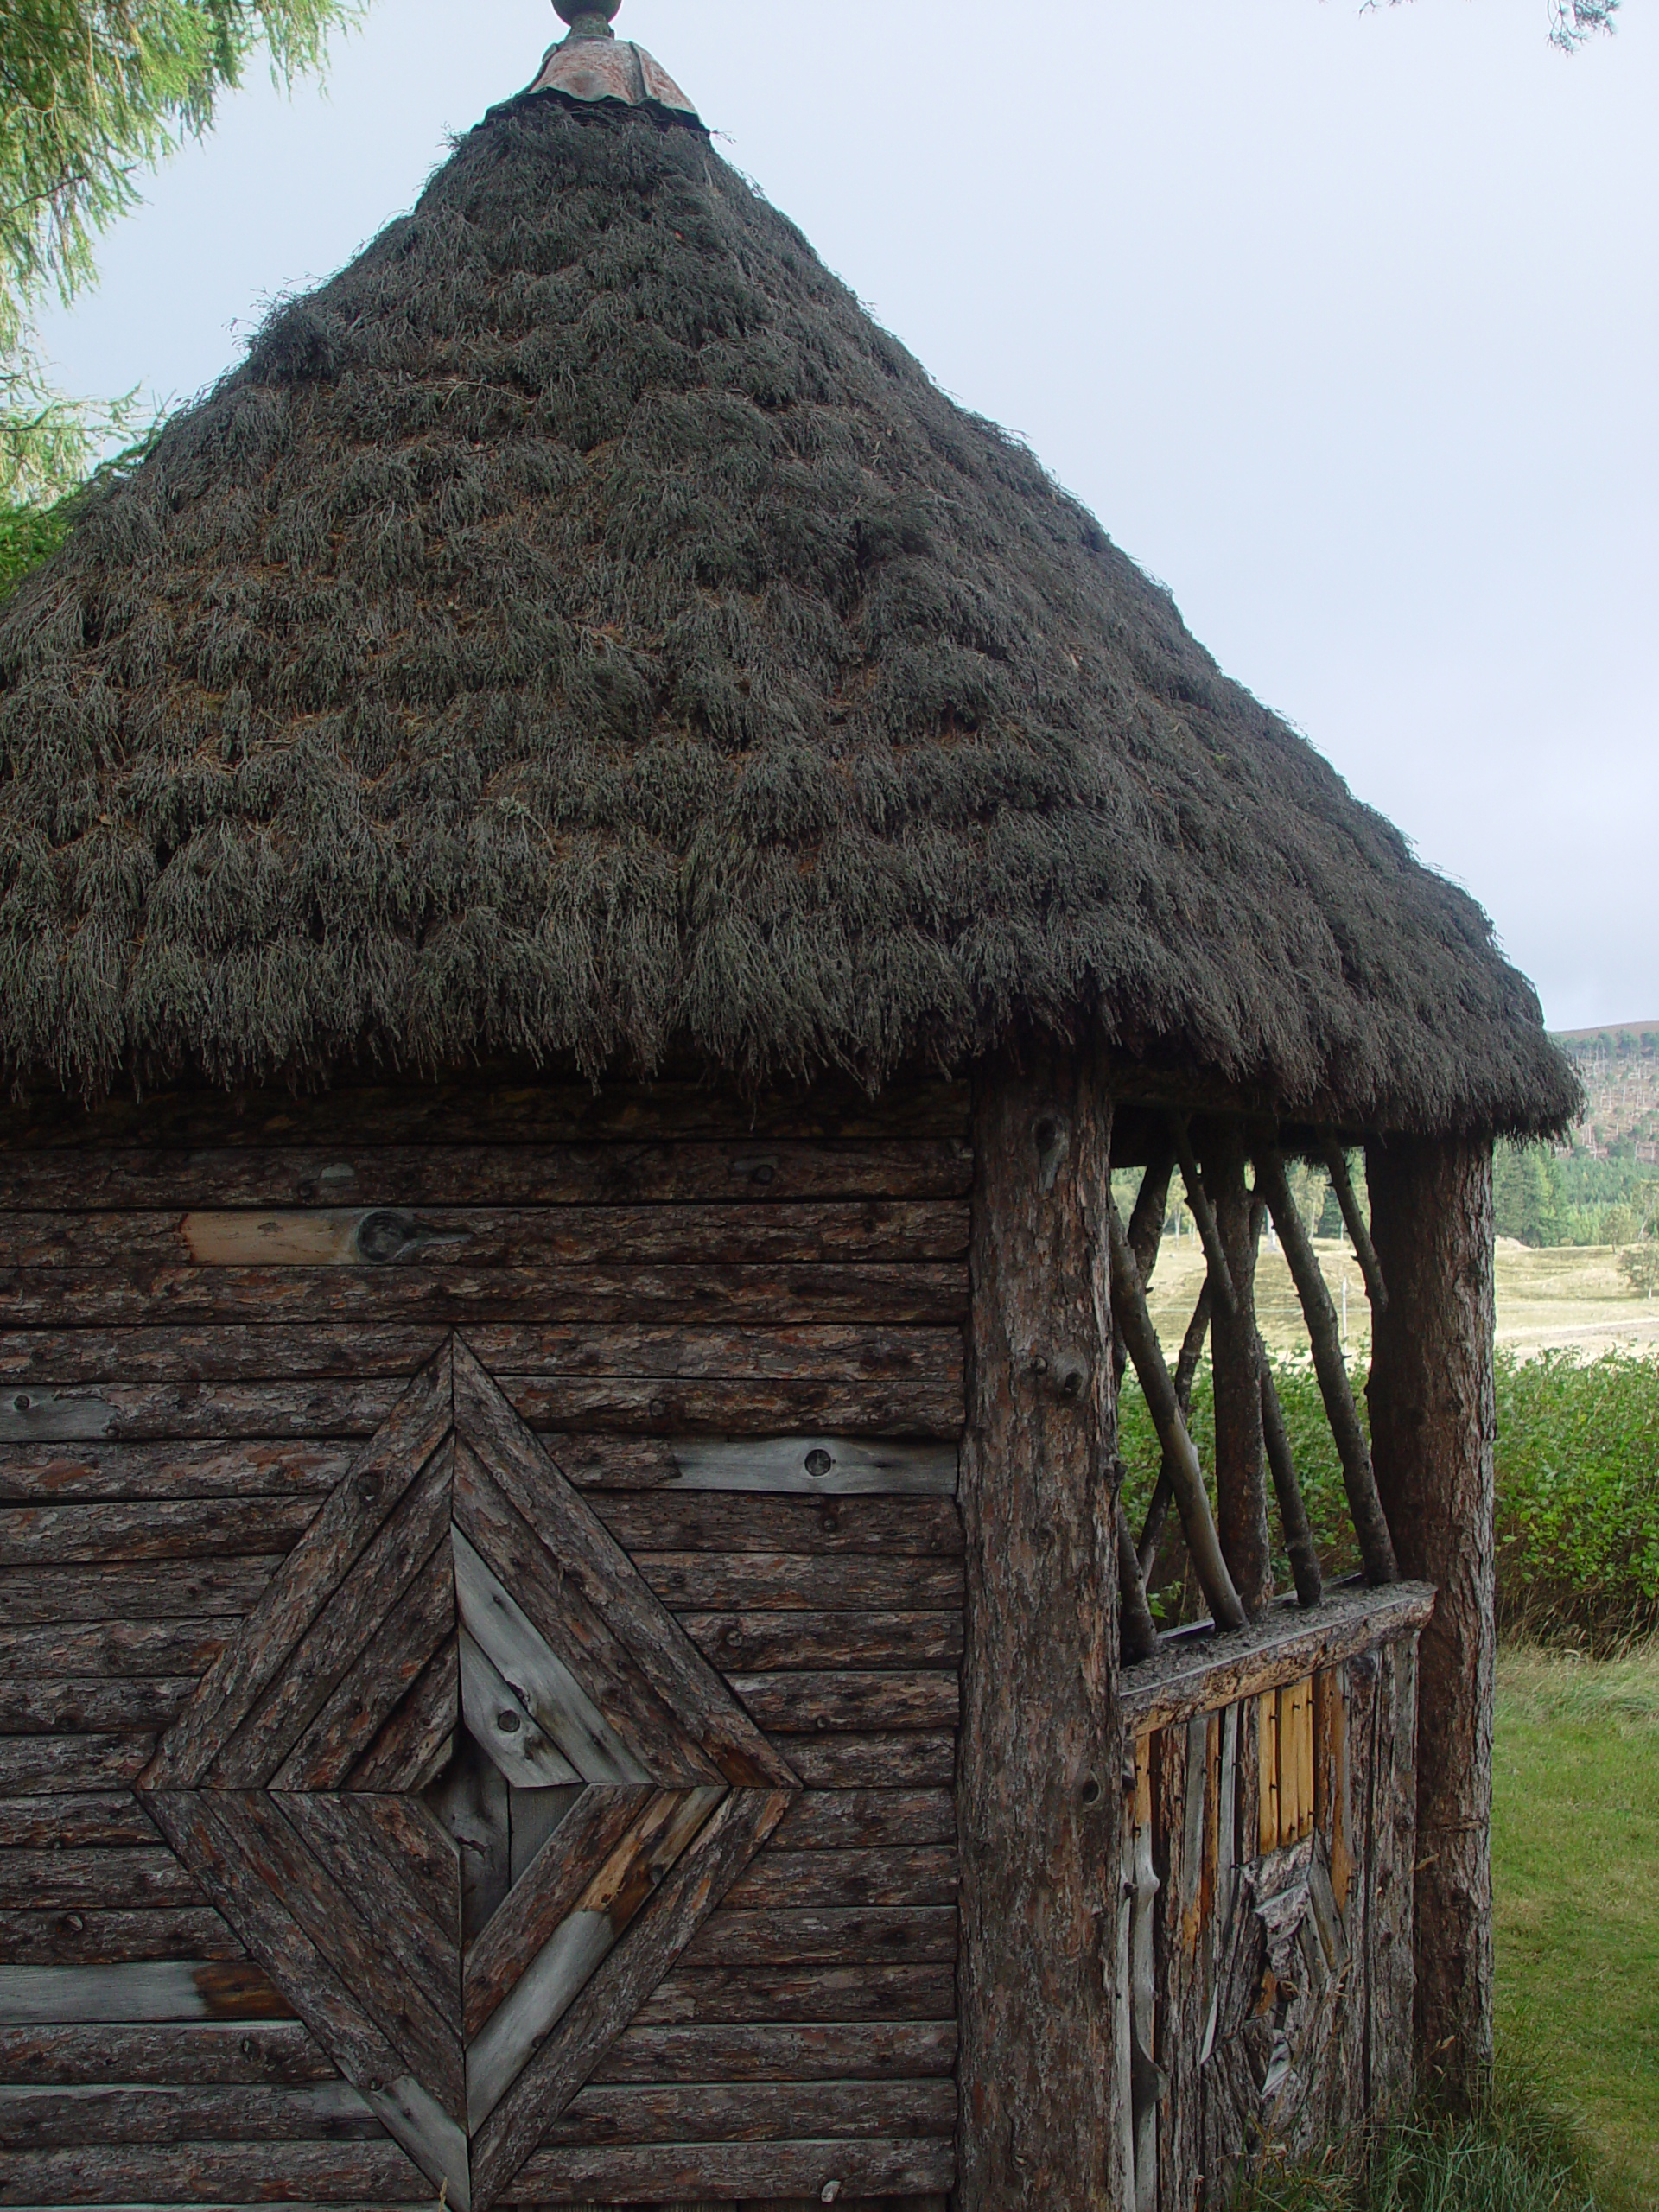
1368, 1135, 1497, 2105
1256, 1144, 1400, 1586
1136, 1280, 1211, 1580
1260, 1351, 1323, 1608
1207, 1129, 1273, 1612
1109, 1204, 1246, 1632
1322, 1136, 1389, 1313
1116, 1498, 1160, 1664
957, 1046, 1123, 2210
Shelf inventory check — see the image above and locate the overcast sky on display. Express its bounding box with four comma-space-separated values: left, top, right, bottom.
35, 0, 1658, 1033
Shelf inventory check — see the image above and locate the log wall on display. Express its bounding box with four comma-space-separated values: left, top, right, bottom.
0, 1075, 968, 2212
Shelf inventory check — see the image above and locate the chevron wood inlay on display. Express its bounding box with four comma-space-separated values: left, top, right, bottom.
137, 1339, 800, 2212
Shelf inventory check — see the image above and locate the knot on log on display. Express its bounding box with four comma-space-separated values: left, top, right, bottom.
1033, 1109, 1071, 1193
1029, 1345, 1090, 1399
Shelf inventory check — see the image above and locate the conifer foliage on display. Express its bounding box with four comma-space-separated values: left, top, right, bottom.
1, 1, 359, 588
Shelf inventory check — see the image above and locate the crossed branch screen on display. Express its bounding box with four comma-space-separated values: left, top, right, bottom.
1110, 1116, 1398, 1662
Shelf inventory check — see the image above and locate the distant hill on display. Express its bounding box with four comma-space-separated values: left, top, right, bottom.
1552, 1024, 1659, 1161
1555, 1020, 1659, 1045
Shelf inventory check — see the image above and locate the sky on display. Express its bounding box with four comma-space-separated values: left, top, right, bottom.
35, 0, 1659, 1033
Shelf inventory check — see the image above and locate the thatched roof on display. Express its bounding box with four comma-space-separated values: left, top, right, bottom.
0, 59, 1578, 1136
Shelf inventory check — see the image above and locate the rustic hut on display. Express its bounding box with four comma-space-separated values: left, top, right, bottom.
0, 7, 1579, 2209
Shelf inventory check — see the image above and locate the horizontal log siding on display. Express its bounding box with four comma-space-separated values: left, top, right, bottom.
0, 1077, 967, 2209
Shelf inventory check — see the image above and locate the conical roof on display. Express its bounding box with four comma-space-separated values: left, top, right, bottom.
0, 18, 1577, 1135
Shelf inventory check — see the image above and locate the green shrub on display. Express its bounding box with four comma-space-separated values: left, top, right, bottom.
1493, 1351, 1659, 1645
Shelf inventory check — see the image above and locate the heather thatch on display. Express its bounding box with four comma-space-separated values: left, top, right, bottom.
0, 91, 1578, 1135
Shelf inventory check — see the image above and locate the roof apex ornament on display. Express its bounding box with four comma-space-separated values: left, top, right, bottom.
555, 0, 621, 32
527, 0, 700, 120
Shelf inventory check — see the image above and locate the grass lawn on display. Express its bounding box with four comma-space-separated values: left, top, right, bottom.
1495, 1644, 1659, 2209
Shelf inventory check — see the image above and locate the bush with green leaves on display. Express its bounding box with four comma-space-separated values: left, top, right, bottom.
1122, 1348, 1659, 1644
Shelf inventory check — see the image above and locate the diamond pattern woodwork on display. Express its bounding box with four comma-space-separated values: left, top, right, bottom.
140, 1339, 798, 2211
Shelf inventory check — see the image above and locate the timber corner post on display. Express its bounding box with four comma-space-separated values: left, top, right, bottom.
957, 1046, 1123, 2209
1367, 1133, 1500, 2107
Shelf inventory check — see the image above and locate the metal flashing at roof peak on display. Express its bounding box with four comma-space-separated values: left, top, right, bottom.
527, 1, 700, 121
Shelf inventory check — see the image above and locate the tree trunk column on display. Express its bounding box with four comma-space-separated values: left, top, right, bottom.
1366, 1135, 1497, 2104
959, 1047, 1123, 2209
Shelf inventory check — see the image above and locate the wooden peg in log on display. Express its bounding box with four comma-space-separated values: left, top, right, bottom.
1255, 1145, 1400, 1586
1107, 1198, 1246, 1632
1320, 1136, 1389, 1313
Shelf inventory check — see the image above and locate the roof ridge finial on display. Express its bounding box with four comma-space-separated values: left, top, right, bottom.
556, 0, 621, 37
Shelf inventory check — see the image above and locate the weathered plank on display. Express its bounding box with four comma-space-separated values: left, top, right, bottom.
0, 2139, 429, 2202
1368, 1637, 1421, 2118
168, 1198, 973, 1268
0, 2018, 331, 2084
143, 1789, 466, 2128
590, 2018, 959, 2085
0, 1321, 962, 1395
0, 1497, 320, 1566
772, 1792, 956, 1853
678, 1907, 957, 1969
638, 1554, 965, 1615
539, 2076, 958, 2145
453, 1461, 713, 1788
0, 1381, 402, 1446
768, 1734, 957, 1792
0, 1439, 350, 1503
682, 1612, 963, 1674
346, 1640, 458, 1796
503, 2137, 956, 2202
211, 1453, 456, 1790
0, 1137, 974, 1210
0, 1560, 283, 1624
0, 1908, 243, 1966
143, 1351, 453, 1790
0, 1071, 970, 1150
542, 1433, 962, 1490
0, 1621, 229, 1679
466, 1787, 726, 2133
1119, 1582, 1437, 1738
3, 1378, 961, 1451
723, 1848, 958, 1912
278, 1795, 461, 2037
725, 1673, 959, 1735
0, 1959, 290, 2024
0, 1795, 161, 1849
0, 1735, 154, 1796
1152, 1714, 1208, 2212
469, 1787, 792, 2207
0, 1678, 197, 1733
0, 1262, 969, 1329
0, 1848, 201, 1912
632, 1964, 957, 2029
454, 1347, 795, 1789
462, 1788, 653, 2041
0, 2081, 385, 2146
595, 1493, 964, 1557
275, 1540, 456, 1790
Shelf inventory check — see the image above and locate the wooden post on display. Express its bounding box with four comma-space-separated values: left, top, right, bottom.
1367, 1134, 1497, 2105
1206, 1128, 1274, 1613
958, 1046, 1124, 2209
